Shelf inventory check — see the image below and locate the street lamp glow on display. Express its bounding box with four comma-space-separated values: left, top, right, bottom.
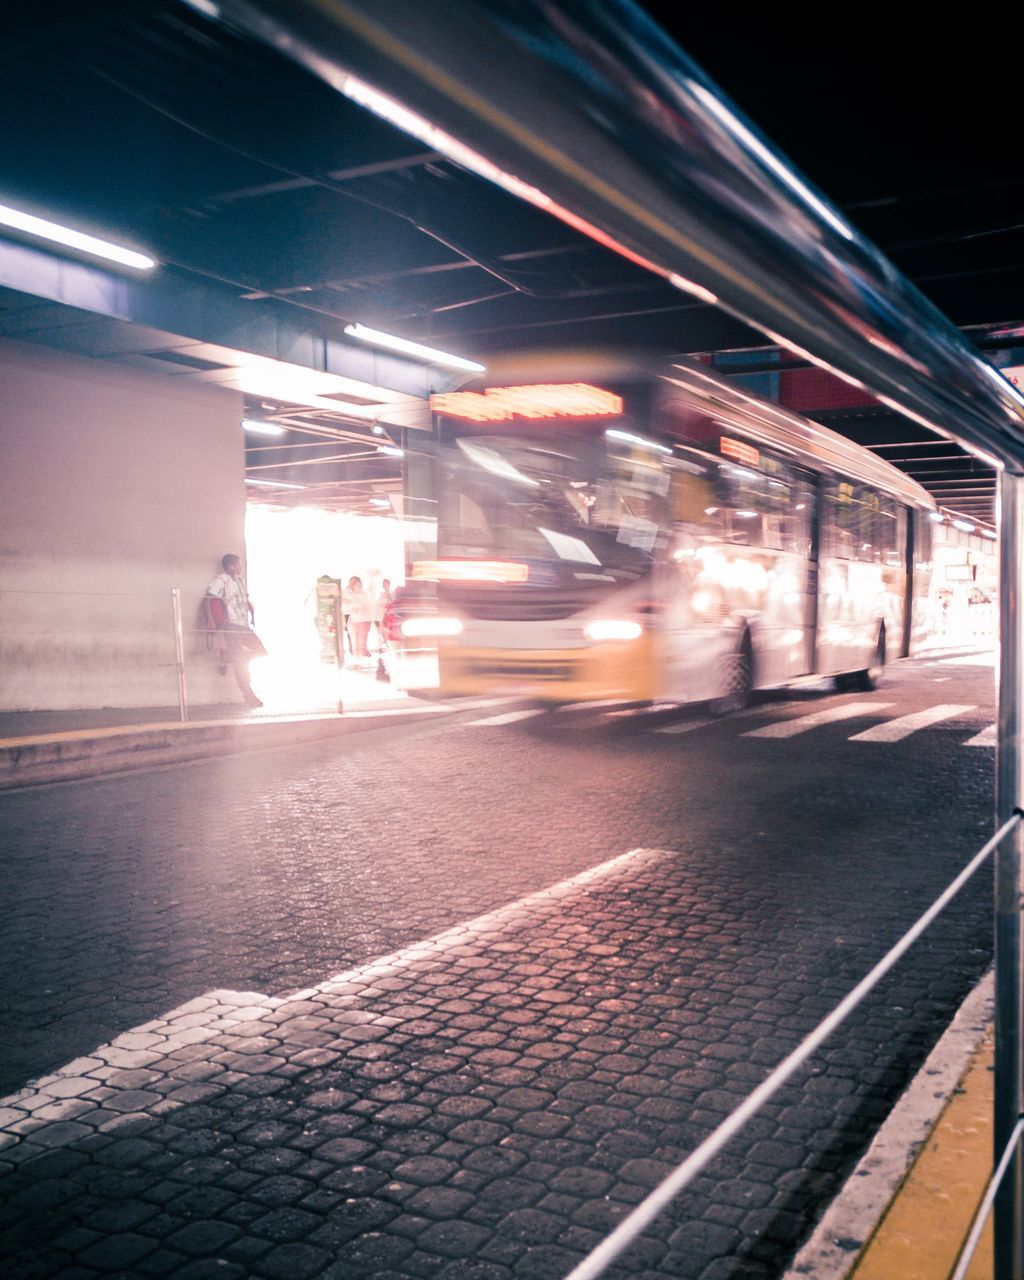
345, 323, 485, 373
0, 202, 156, 271
241, 418, 286, 437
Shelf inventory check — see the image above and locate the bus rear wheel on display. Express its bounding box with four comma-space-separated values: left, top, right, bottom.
709, 636, 753, 716
838, 625, 886, 692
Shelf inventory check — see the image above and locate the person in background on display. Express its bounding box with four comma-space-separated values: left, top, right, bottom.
343, 575, 375, 662
375, 578, 394, 645
206, 553, 264, 706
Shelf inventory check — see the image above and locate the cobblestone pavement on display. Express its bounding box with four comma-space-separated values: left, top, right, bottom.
0, 655, 997, 1277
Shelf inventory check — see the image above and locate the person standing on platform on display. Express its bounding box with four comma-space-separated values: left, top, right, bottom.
343, 575, 374, 662
375, 578, 394, 645
206, 554, 264, 706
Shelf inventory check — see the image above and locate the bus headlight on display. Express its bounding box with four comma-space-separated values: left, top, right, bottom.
400, 616, 464, 638
583, 619, 643, 642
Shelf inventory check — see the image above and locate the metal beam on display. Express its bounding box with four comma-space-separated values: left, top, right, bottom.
217, 0, 1024, 469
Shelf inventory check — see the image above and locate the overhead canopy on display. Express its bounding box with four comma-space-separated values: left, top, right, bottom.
2, 2, 1022, 519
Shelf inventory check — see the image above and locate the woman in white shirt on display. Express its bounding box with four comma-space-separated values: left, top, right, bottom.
343, 576, 375, 659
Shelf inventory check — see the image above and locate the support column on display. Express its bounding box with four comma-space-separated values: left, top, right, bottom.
996, 468, 1024, 1278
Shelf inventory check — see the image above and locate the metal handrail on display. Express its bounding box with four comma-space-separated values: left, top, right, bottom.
199, 2, 1024, 1272
951, 1117, 1024, 1280
562, 813, 1021, 1280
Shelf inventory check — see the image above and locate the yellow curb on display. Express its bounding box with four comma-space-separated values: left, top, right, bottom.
852, 1030, 994, 1280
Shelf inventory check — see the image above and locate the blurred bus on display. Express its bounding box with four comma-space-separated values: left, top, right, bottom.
410, 351, 934, 711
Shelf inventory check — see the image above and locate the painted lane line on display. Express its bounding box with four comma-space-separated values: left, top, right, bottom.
655, 717, 714, 736
964, 723, 997, 748
849, 704, 976, 744
0, 847, 670, 1152
742, 702, 893, 739
655, 704, 769, 734
466, 709, 545, 726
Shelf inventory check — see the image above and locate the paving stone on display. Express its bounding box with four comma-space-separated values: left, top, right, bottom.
78, 1231, 158, 1269
254, 1241, 331, 1279
165, 1220, 240, 1256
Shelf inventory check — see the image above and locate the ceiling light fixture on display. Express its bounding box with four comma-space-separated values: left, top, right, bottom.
241, 418, 286, 437
378, 445, 404, 458
245, 477, 306, 490
0, 201, 156, 271
345, 322, 485, 373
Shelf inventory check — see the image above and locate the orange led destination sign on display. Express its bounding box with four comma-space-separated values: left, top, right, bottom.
430, 383, 623, 423
720, 436, 760, 467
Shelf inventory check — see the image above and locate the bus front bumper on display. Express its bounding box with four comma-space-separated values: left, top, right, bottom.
437, 639, 654, 703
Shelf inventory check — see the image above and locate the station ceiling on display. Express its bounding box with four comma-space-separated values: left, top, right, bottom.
3, 3, 1016, 523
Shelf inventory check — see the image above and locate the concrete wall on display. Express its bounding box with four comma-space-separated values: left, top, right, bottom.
0, 338, 245, 710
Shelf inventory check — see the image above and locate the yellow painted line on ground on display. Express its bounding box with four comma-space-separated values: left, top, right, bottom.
852, 1031, 994, 1280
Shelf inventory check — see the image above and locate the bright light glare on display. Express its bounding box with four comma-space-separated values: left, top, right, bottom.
379, 445, 405, 458
0, 202, 156, 270
583, 619, 643, 642
983, 529, 997, 540
689, 82, 856, 243
400, 616, 464, 638
606, 428, 672, 455
538, 526, 601, 565
242, 419, 286, 436
668, 273, 719, 305
345, 323, 484, 373
457, 438, 540, 487
412, 560, 530, 584
929, 512, 945, 523
952, 519, 975, 532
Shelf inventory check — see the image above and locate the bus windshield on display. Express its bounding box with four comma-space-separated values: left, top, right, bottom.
437, 429, 670, 581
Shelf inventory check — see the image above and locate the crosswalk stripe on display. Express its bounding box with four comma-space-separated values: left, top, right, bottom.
467, 709, 545, 726
742, 702, 893, 739
965, 724, 997, 748
849, 704, 975, 743
655, 716, 715, 735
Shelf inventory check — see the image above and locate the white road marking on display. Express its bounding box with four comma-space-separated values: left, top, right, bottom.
849, 704, 975, 743
742, 702, 893, 739
467, 709, 545, 726
654, 705, 769, 735
932, 652, 995, 667
965, 724, 997, 748
0, 847, 669, 1148
655, 717, 714, 735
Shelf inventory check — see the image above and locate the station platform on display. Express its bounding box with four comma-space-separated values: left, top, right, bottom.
0, 670, 452, 790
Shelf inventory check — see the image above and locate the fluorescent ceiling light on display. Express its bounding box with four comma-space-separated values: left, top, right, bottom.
928, 512, 944, 523
952, 519, 975, 533
345, 323, 485, 373
0, 201, 156, 271
378, 445, 404, 458
241, 418, 286, 437
245, 477, 306, 490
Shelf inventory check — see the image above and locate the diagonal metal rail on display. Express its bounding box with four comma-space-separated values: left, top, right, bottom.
563, 815, 1021, 1280
200, 2, 1024, 1272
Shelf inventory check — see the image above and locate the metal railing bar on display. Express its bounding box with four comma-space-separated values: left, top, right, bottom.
950, 1115, 1024, 1280
563, 812, 1023, 1280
